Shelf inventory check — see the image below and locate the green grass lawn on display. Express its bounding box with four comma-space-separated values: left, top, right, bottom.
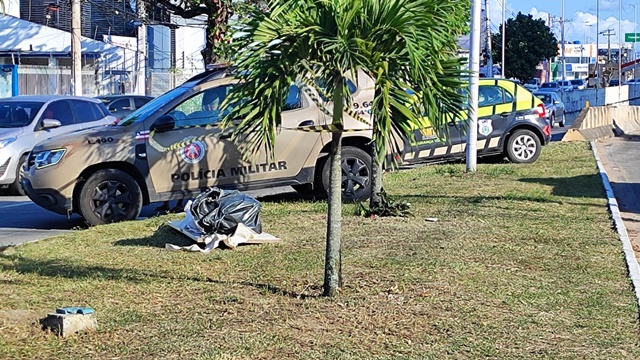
1, 142, 639, 359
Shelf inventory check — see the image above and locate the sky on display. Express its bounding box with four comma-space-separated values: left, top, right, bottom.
491, 0, 640, 45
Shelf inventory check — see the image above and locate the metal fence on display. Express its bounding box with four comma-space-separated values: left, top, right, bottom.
148, 69, 199, 97
17, 66, 98, 96
16, 66, 201, 98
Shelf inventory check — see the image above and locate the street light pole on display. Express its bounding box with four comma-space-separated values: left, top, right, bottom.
502, 0, 506, 77
619, 0, 623, 90
561, 0, 566, 84
597, 0, 600, 102
467, 0, 481, 173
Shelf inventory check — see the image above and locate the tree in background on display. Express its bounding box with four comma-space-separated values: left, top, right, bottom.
221, 0, 466, 296
152, 0, 232, 64
491, 12, 558, 82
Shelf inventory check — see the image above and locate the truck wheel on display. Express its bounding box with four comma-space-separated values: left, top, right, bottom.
320, 146, 372, 202
78, 169, 142, 226
9, 156, 26, 196
506, 129, 541, 164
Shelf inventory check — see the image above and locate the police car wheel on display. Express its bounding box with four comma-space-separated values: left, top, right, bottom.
506, 129, 541, 164
9, 156, 26, 196
321, 146, 372, 202
79, 169, 143, 226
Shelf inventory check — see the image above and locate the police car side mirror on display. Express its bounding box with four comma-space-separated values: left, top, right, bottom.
151, 115, 175, 133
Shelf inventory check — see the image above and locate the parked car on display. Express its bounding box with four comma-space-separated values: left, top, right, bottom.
524, 78, 540, 92
570, 79, 587, 90
539, 82, 561, 92
22, 71, 550, 226
534, 91, 566, 127
609, 79, 620, 86
96, 95, 154, 118
556, 80, 574, 91
0, 95, 116, 195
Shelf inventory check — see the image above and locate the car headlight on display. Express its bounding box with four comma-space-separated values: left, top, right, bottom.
33, 149, 66, 169
0, 136, 17, 149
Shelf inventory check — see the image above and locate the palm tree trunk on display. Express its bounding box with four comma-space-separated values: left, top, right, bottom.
369, 142, 383, 208
323, 76, 344, 297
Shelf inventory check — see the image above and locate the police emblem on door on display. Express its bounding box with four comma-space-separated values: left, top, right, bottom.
180, 138, 207, 164
478, 119, 493, 137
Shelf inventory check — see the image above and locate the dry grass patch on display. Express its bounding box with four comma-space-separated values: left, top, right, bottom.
1, 142, 639, 359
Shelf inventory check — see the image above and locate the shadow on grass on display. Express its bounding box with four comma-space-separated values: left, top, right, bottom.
519, 174, 605, 199
257, 191, 326, 204
0, 253, 319, 299
113, 224, 194, 248
396, 192, 599, 208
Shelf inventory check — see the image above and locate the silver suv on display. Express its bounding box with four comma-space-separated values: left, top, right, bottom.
0, 95, 115, 195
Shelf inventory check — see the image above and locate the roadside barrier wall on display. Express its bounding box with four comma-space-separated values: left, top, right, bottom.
561, 105, 640, 141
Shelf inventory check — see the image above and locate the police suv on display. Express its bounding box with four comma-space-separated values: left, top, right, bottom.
22, 68, 550, 226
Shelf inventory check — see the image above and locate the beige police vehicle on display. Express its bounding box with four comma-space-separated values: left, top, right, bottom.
22, 68, 550, 226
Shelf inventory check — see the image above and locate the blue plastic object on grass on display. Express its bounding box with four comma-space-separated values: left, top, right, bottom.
55, 307, 95, 315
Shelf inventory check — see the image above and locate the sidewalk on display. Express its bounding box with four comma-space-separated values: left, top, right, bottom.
596, 135, 640, 257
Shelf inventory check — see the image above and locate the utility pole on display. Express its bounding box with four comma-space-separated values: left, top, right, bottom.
466, 0, 481, 173
135, 0, 147, 96
601, 28, 616, 64
71, 0, 82, 96
484, 0, 493, 78
501, 0, 506, 77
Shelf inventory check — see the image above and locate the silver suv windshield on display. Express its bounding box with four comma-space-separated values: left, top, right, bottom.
0, 101, 44, 128
117, 84, 193, 126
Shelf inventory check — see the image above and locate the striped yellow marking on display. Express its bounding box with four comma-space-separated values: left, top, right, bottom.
418, 149, 431, 158
489, 137, 500, 148
433, 147, 447, 156
403, 152, 415, 161
477, 139, 487, 148
451, 144, 464, 153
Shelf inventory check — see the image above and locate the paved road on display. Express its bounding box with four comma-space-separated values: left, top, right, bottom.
0, 186, 294, 248
596, 135, 640, 253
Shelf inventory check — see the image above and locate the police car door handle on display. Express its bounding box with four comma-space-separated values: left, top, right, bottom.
219, 131, 233, 140
499, 112, 510, 118
298, 120, 314, 127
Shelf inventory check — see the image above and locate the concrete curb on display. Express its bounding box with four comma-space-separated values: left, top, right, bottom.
591, 141, 640, 310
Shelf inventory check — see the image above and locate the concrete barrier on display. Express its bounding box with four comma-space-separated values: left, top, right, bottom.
562, 105, 640, 141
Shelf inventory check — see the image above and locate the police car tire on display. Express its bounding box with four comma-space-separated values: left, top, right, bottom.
79, 169, 143, 226
506, 129, 541, 164
9, 156, 26, 196
321, 146, 372, 202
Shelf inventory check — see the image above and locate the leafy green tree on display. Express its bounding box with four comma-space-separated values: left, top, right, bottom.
491, 12, 558, 82
151, 0, 257, 64
222, 0, 466, 296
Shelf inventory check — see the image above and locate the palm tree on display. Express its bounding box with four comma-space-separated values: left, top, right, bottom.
222, 0, 466, 296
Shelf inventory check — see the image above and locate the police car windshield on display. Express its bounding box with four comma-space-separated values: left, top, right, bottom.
117, 84, 193, 126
